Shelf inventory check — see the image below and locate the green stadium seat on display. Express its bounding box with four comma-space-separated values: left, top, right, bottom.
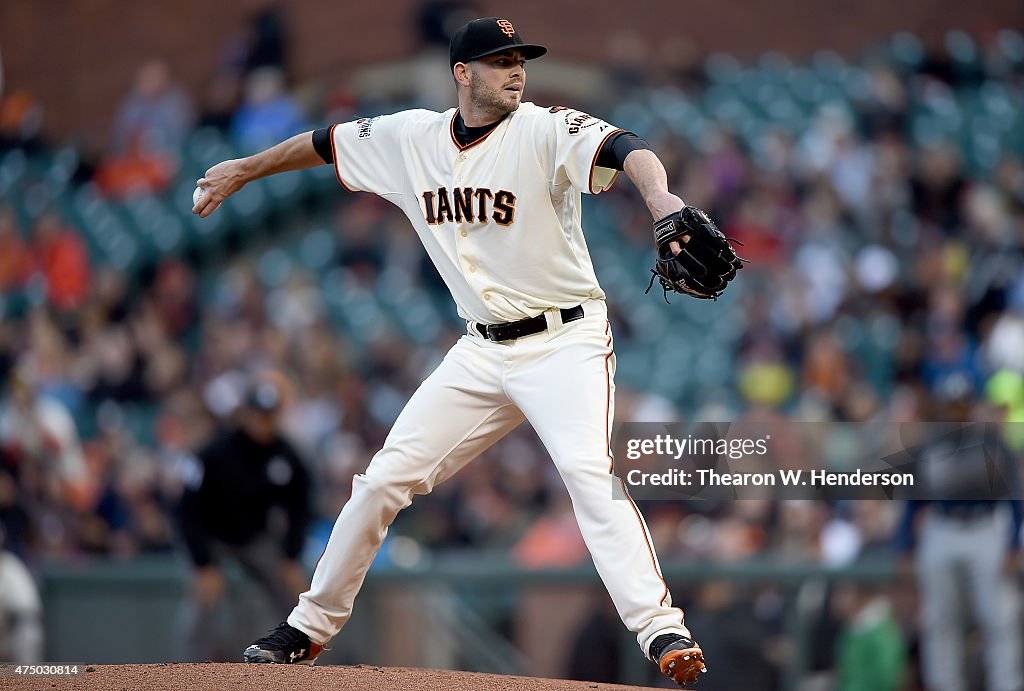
185, 127, 237, 172
44, 147, 80, 187
995, 30, 1024, 69
230, 178, 271, 227
610, 102, 656, 138
298, 227, 337, 271
945, 30, 981, 79
888, 32, 924, 73
257, 247, 294, 288
309, 160, 341, 197
266, 168, 309, 207
0, 149, 28, 203
704, 53, 742, 86
122, 195, 187, 259
320, 267, 390, 346
373, 271, 444, 344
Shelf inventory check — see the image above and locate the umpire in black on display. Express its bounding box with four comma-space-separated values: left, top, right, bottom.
178, 375, 312, 661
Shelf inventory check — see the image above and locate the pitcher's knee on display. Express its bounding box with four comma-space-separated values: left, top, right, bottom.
352, 469, 418, 509
356, 454, 442, 505
556, 458, 617, 490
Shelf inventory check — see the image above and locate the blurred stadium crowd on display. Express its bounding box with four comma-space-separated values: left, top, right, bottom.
1, 4, 1024, 687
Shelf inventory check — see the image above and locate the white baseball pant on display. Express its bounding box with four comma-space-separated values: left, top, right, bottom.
287, 299, 689, 655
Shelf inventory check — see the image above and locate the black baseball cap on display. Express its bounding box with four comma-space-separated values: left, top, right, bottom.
450, 17, 547, 68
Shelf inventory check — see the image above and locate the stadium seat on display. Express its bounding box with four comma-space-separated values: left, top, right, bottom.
298, 227, 338, 271
122, 195, 186, 259
945, 30, 983, 83
257, 247, 294, 289
320, 267, 390, 346
887, 32, 925, 73
995, 29, 1024, 69
266, 168, 308, 207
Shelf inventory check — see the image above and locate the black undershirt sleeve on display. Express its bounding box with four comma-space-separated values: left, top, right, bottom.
595, 131, 650, 171
312, 127, 333, 165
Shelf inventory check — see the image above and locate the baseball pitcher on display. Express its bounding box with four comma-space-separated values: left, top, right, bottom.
194, 17, 741, 686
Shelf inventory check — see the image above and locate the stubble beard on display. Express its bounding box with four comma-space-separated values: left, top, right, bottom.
469, 77, 519, 120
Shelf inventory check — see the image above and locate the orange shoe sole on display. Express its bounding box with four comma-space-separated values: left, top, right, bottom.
659, 645, 707, 686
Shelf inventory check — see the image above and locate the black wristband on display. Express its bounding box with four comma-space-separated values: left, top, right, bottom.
312, 127, 334, 165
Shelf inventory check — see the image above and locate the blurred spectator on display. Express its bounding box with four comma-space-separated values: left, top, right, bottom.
0, 205, 32, 291
98, 60, 193, 198
911, 142, 966, 232
231, 67, 305, 155
177, 374, 311, 661
513, 496, 587, 568
565, 598, 622, 683
197, 74, 242, 134
417, 1, 479, 48
29, 211, 90, 313
0, 359, 88, 490
78, 323, 149, 404
149, 258, 200, 340
93, 134, 176, 198
111, 60, 194, 155
832, 584, 907, 691
413, 1, 479, 110
242, 5, 289, 76
0, 91, 45, 156
672, 582, 781, 690
219, 3, 291, 81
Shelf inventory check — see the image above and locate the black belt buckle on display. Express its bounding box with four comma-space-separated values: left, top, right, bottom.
477, 305, 585, 342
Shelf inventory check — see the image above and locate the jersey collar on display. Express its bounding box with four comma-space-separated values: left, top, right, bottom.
450, 108, 509, 152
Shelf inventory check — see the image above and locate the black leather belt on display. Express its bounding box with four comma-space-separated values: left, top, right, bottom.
475, 305, 585, 342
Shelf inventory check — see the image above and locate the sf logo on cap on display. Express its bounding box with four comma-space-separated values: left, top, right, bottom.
496, 19, 515, 37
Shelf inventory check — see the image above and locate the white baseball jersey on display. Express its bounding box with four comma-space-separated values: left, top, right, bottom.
289, 101, 692, 661
328, 102, 622, 323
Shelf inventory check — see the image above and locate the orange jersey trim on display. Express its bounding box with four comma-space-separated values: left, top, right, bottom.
449, 109, 504, 152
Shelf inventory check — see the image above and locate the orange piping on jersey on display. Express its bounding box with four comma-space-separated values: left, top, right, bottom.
589, 128, 624, 194
450, 109, 505, 152
330, 124, 356, 192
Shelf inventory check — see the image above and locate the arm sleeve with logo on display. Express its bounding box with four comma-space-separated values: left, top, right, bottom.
330, 111, 415, 197
548, 108, 624, 194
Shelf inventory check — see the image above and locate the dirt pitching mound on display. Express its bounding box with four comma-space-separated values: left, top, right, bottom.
5, 663, 672, 690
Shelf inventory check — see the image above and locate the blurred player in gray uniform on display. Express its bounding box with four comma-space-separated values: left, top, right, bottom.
897, 373, 1023, 691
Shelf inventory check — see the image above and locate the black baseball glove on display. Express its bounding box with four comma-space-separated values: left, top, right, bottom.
646, 206, 745, 301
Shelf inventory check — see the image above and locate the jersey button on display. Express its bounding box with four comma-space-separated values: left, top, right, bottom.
483, 293, 491, 301
460, 230, 468, 237
468, 265, 476, 273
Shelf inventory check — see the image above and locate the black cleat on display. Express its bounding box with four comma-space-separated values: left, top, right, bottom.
243, 621, 323, 664
649, 633, 706, 687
